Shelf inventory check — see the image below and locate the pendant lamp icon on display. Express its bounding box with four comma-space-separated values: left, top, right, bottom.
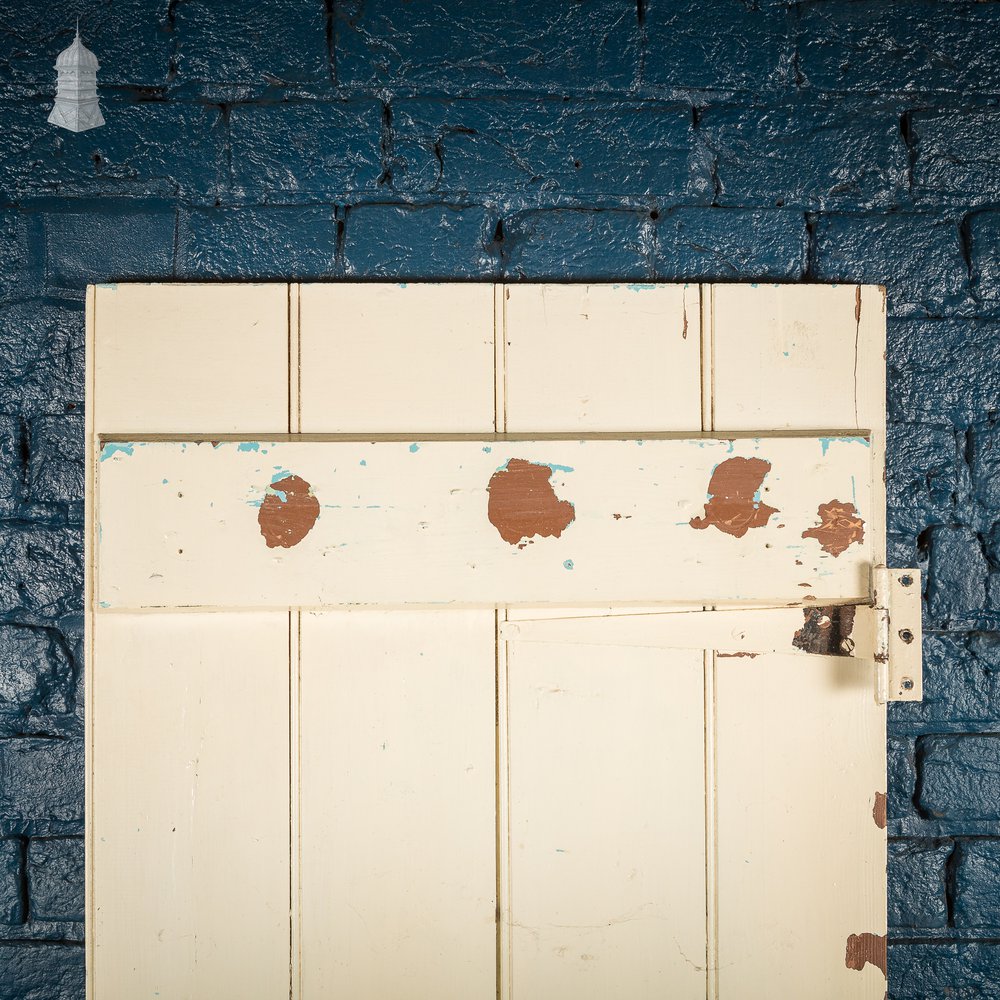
48, 22, 105, 133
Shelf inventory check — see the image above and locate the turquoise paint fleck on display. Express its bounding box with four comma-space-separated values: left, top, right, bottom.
818, 435, 871, 456
409, 443, 420, 453
99, 601, 110, 608
625, 283, 656, 291
270, 469, 292, 483
100, 442, 134, 461
482, 446, 492, 453
237, 441, 260, 453
161, 478, 168, 485
359, 459, 367, 466
563, 559, 574, 570
272, 489, 288, 503
544, 462, 575, 474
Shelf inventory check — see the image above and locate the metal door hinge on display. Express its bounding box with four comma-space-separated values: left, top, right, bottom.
499, 566, 923, 704
872, 566, 923, 704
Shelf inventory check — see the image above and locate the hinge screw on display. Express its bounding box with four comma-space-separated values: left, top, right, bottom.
839, 637, 855, 655
901, 677, 915, 691
899, 628, 915, 644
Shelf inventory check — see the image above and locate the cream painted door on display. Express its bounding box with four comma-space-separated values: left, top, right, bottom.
86, 282, 892, 1000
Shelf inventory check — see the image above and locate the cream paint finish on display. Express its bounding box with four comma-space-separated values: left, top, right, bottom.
299, 283, 496, 433
88, 281, 887, 1000
91, 612, 290, 1000
95, 435, 874, 609
299, 610, 497, 999
506, 641, 707, 999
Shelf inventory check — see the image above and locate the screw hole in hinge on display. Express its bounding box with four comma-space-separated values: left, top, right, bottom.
899, 574, 914, 587
901, 677, 915, 691
899, 628, 915, 644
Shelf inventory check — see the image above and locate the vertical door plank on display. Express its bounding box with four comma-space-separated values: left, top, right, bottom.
92, 283, 290, 434
506, 642, 707, 999
502, 281, 707, 997
298, 283, 495, 433
299, 610, 497, 1000
710, 284, 887, 997
503, 283, 701, 432
91, 612, 290, 1000
715, 653, 886, 999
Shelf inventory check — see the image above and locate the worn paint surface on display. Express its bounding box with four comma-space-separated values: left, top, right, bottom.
689, 456, 777, 538
801, 499, 865, 556
792, 604, 857, 657
487, 458, 575, 547
257, 474, 320, 548
845, 932, 887, 978
873, 792, 887, 831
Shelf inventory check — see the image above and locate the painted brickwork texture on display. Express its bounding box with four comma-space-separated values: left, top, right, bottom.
0, 1, 998, 996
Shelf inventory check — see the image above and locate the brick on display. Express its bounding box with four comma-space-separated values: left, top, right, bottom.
0, 943, 83, 1000
177, 206, 338, 279
888, 839, 951, 929
343, 203, 497, 279
0, 626, 74, 726
889, 736, 919, 823
925, 525, 989, 628
336, 0, 640, 93
701, 102, 907, 211
0, 101, 224, 202
504, 208, 652, 281
955, 840, 1000, 928
0, 740, 83, 835
391, 98, 710, 203
799, 0, 1000, 96
27, 415, 83, 504
644, 0, 793, 92
174, 0, 330, 87
0, 2, 171, 89
892, 943, 1000, 999
0, 417, 20, 505
27, 839, 82, 922
656, 207, 807, 281
814, 214, 972, 319
42, 202, 176, 293
229, 101, 384, 198
0, 841, 21, 925
886, 422, 962, 536
891, 634, 1000, 734
0, 210, 30, 300
888, 319, 1000, 425
913, 111, 1000, 207
971, 420, 1000, 513
970, 211, 1000, 303
0, 526, 82, 625
918, 735, 1000, 821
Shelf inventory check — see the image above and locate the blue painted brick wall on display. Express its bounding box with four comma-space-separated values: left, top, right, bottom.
0, 1, 998, 996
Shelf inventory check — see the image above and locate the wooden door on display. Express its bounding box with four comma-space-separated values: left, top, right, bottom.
86, 282, 892, 999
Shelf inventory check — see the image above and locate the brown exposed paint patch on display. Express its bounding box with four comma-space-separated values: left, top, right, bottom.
689, 457, 778, 538
855, 284, 863, 325
845, 933, 886, 978
792, 605, 857, 657
257, 475, 320, 549
873, 792, 887, 830
802, 499, 866, 556
717, 651, 760, 659
487, 459, 575, 547
612, 513, 632, 520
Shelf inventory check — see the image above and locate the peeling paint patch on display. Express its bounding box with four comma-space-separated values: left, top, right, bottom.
257, 475, 320, 549
689, 457, 778, 538
802, 499, 865, 556
792, 605, 857, 656
100, 442, 134, 462
845, 933, 886, 978
237, 441, 260, 453
487, 459, 576, 547
873, 792, 887, 830
717, 651, 760, 659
